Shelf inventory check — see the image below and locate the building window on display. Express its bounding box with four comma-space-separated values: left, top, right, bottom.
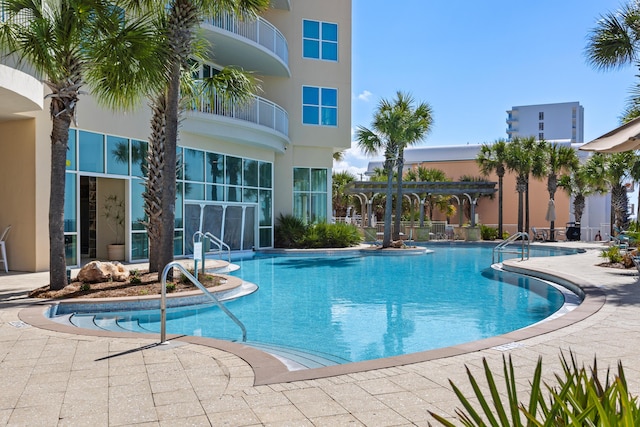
538, 122, 544, 131
302, 86, 338, 126
539, 112, 544, 120
539, 133, 544, 140
293, 168, 328, 224
302, 19, 338, 61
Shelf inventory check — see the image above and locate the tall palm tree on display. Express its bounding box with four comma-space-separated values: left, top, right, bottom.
584, 152, 637, 232
388, 92, 433, 240
0, 0, 164, 289
558, 163, 604, 227
140, 0, 269, 274
543, 143, 578, 240
476, 139, 508, 238
332, 171, 356, 217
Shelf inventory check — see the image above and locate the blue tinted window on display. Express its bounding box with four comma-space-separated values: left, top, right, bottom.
302, 86, 319, 104
322, 107, 337, 126
107, 136, 129, 175
302, 86, 337, 126
66, 129, 76, 170
303, 106, 319, 125
303, 19, 337, 61
79, 131, 104, 173
321, 88, 337, 106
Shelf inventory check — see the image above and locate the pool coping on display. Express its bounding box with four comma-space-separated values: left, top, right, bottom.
18, 251, 606, 386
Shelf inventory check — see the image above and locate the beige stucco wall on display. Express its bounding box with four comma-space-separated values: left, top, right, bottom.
411, 159, 571, 234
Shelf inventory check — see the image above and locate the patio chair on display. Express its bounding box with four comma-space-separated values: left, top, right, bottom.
531, 227, 546, 242
0, 225, 11, 273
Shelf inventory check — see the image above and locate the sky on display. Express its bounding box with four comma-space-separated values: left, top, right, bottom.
336, 0, 639, 178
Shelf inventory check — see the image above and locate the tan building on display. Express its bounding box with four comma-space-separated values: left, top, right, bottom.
0, 0, 352, 272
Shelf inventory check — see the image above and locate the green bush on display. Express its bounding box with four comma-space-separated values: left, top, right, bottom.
429, 352, 640, 426
601, 246, 624, 263
274, 214, 306, 248
480, 224, 498, 240
274, 215, 361, 248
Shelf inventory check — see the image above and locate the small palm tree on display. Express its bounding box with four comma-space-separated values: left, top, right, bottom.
332, 171, 356, 217
0, 0, 164, 289
476, 139, 508, 238
558, 163, 604, 226
543, 143, 578, 240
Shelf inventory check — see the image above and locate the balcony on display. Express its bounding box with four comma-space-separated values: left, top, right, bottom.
0, 64, 43, 120
202, 13, 289, 77
270, 0, 290, 10
185, 91, 290, 153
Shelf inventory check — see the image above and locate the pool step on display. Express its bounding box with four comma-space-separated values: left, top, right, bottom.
246, 342, 350, 370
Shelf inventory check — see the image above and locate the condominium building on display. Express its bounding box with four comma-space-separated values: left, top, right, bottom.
506, 102, 584, 143
0, 0, 352, 272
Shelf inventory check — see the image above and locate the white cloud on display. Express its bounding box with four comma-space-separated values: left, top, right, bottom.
357, 90, 373, 102
333, 139, 383, 179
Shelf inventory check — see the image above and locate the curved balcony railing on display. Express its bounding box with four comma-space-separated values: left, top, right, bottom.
203, 12, 288, 67
192, 90, 289, 137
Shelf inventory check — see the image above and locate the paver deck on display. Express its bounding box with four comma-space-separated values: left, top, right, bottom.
1, 242, 639, 426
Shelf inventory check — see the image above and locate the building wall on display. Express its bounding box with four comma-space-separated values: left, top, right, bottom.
507, 102, 584, 143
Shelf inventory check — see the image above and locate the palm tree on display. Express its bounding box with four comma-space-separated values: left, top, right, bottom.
543, 143, 578, 240
410, 167, 451, 222
476, 139, 508, 238
142, 0, 269, 274
389, 92, 433, 240
0, 0, 164, 289
584, 152, 637, 233
332, 171, 356, 217
558, 163, 604, 227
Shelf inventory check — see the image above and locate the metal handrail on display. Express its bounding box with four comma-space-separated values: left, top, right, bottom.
204, 232, 231, 264
160, 262, 247, 343
492, 232, 530, 264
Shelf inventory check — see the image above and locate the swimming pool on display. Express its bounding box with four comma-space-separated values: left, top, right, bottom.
71, 245, 577, 366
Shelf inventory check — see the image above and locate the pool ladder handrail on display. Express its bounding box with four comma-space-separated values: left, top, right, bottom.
192, 231, 231, 264
160, 261, 247, 343
492, 232, 530, 264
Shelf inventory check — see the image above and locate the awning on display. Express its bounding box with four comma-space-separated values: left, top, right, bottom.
579, 116, 640, 153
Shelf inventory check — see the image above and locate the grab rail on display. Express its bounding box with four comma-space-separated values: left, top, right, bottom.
492, 232, 530, 264
204, 232, 231, 264
160, 262, 247, 343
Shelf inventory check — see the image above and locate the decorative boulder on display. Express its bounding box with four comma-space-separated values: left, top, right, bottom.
391, 240, 405, 248
77, 261, 129, 283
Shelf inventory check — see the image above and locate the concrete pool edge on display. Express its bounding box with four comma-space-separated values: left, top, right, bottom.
18, 250, 606, 386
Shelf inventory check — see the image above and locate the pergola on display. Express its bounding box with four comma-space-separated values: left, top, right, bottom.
344, 181, 497, 228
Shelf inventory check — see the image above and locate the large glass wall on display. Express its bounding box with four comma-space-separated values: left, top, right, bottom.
293, 167, 328, 224
64, 129, 274, 265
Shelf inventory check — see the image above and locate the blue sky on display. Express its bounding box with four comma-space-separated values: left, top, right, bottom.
337, 0, 638, 177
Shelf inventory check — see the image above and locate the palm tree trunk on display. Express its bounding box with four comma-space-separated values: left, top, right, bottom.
49, 114, 72, 290
498, 174, 503, 238
393, 156, 403, 240
383, 170, 394, 247
145, 94, 166, 273
525, 179, 530, 235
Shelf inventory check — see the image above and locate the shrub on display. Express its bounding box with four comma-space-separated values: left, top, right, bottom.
165, 283, 176, 293
480, 224, 498, 240
80, 283, 91, 292
601, 246, 623, 264
274, 214, 306, 248
129, 269, 142, 285
429, 352, 640, 426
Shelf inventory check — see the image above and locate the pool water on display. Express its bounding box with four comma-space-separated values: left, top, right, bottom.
107, 246, 568, 364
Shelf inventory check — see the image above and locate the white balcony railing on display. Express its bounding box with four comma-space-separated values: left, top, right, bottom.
204, 12, 288, 67
193, 90, 289, 137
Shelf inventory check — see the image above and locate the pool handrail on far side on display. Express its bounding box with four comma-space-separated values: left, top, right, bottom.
492, 232, 530, 264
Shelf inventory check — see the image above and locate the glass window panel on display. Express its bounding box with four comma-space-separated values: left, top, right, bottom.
311, 193, 327, 223
227, 186, 241, 202
303, 106, 319, 125
322, 22, 338, 41
176, 147, 183, 180
226, 156, 242, 185
131, 232, 148, 260
66, 129, 76, 170
174, 231, 183, 256
321, 107, 337, 126
206, 184, 224, 201
175, 182, 183, 228
321, 88, 337, 106
303, 19, 319, 38
203, 64, 211, 78
311, 169, 327, 191
321, 42, 337, 61
243, 188, 258, 202
293, 168, 310, 191
243, 159, 258, 187
184, 148, 204, 182
259, 227, 272, 248
293, 193, 309, 224
79, 131, 104, 173
206, 152, 224, 183
185, 182, 204, 200
64, 173, 77, 232
65, 234, 77, 266
243, 206, 255, 250
302, 86, 319, 104
259, 162, 272, 188
303, 39, 319, 59
107, 136, 129, 175
131, 179, 147, 230
259, 190, 272, 226
131, 140, 147, 177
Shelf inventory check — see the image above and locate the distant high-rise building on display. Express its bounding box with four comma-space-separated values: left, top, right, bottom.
506, 102, 584, 143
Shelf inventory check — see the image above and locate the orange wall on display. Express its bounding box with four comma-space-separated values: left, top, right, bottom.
411, 160, 570, 234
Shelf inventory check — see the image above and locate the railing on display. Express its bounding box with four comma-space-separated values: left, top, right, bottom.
193, 90, 289, 137
203, 12, 289, 66
160, 262, 247, 343
204, 232, 231, 263
492, 232, 530, 264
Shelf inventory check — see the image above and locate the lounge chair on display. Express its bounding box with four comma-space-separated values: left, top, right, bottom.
531, 227, 546, 242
